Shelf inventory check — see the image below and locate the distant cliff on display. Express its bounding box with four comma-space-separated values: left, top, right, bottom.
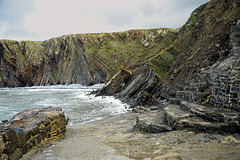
0, 29, 177, 87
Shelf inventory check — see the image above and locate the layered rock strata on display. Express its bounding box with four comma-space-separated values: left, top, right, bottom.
0, 107, 68, 160
0, 28, 177, 87
96, 67, 133, 96
96, 66, 162, 107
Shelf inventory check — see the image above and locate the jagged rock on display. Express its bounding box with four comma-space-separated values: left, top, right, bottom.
133, 91, 160, 107
95, 66, 162, 108
0, 107, 68, 160
96, 67, 133, 96
117, 67, 162, 106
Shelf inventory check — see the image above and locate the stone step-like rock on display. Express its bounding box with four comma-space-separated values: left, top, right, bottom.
180, 101, 240, 123
133, 112, 172, 133
176, 90, 209, 104
133, 101, 240, 134
177, 117, 240, 133
163, 104, 194, 130
164, 104, 240, 133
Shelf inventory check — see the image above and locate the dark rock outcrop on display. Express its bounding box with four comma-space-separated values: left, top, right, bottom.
134, 99, 240, 134
96, 66, 162, 108
0, 107, 68, 160
96, 67, 133, 96
117, 67, 162, 107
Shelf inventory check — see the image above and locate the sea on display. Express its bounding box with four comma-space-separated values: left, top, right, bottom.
0, 84, 129, 125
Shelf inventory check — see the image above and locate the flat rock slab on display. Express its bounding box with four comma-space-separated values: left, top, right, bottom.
164, 103, 240, 133
164, 104, 194, 129
181, 101, 240, 123
133, 112, 172, 133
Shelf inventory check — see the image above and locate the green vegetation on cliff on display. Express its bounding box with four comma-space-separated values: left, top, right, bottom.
0, 0, 239, 88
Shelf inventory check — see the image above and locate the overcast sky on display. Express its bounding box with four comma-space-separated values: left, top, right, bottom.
0, 0, 209, 41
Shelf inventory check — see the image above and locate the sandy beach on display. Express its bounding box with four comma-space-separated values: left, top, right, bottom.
21, 112, 240, 160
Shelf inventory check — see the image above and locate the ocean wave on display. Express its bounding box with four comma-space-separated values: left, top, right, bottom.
0, 83, 105, 90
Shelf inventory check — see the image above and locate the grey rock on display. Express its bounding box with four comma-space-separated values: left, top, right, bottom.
133, 112, 172, 133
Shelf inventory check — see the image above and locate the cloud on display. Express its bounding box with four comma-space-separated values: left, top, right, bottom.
101, 9, 136, 27
0, 0, 209, 41
0, 0, 36, 40
138, 2, 163, 17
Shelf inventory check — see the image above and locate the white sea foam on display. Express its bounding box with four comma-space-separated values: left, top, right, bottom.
0, 83, 105, 90
0, 84, 128, 124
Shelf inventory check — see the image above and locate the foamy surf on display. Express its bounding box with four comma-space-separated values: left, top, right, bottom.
0, 84, 129, 124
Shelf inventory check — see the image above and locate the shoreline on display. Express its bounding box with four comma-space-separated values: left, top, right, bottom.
21, 112, 240, 160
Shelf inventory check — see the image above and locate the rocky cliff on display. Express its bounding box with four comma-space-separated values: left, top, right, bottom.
0, 28, 177, 87
158, 0, 240, 95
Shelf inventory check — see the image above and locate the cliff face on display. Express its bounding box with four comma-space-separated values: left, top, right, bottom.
161, 0, 240, 89
0, 36, 105, 87
0, 28, 178, 87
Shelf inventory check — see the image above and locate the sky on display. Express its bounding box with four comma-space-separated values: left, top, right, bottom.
0, 0, 209, 41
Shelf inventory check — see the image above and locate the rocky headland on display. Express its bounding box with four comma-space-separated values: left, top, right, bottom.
1, 0, 240, 159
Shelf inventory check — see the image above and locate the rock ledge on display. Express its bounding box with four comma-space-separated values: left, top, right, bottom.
0, 107, 68, 160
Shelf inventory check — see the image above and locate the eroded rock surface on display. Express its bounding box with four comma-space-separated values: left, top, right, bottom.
0, 107, 68, 160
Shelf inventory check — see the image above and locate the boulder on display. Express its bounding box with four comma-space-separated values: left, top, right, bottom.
0, 107, 68, 160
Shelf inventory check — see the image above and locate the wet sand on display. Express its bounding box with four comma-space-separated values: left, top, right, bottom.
22, 112, 240, 160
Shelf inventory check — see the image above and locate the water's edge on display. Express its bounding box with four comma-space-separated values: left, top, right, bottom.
0, 84, 130, 125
